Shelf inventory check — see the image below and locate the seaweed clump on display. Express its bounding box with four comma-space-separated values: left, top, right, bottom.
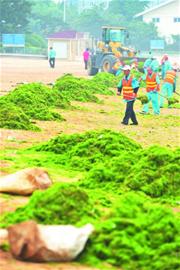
79, 192, 180, 270
1, 83, 68, 121
33, 130, 179, 197
35, 129, 141, 171
0, 101, 40, 131
125, 146, 180, 197
0, 83, 68, 130
137, 94, 149, 104
82, 144, 180, 197
1, 187, 179, 270
92, 72, 119, 88
53, 74, 114, 103
0, 183, 97, 227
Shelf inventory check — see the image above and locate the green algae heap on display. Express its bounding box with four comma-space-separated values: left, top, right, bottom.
33, 129, 180, 197
0, 101, 40, 131
0, 186, 179, 270
53, 74, 114, 102
0, 183, 97, 227
80, 192, 180, 270
125, 146, 180, 197
34, 129, 141, 171
0, 129, 179, 270
83, 144, 180, 197
0, 83, 68, 130
92, 72, 119, 88
1, 83, 68, 120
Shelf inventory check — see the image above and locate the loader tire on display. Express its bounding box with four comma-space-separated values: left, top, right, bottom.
87, 58, 98, 76
101, 55, 117, 73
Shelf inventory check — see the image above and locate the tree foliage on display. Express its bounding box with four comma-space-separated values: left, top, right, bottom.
0, 0, 159, 51
108, 0, 149, 18
28, 0, 67, 36
0, 0, 32, 33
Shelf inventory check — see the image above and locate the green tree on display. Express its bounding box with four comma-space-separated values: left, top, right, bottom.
73, 6, 106, 37
28, 0, 67, 36
68, 0, 158, 50
108, 0, 150, 18
127, 21, 159, 50
0, 0, 32, 33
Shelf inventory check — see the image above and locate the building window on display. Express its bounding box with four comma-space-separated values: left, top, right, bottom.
152, 17, 160, 23
174, 17, 180, 23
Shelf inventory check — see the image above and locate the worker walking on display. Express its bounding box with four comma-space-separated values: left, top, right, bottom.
161, 54, 172, 79
160, 66, 177, 108
117, 65, 139, 125
48, 47, 56, 68
143, 51, 153, 74
139, 67, 160, 115
150, 58, 159, 73
83, 48, 90, 70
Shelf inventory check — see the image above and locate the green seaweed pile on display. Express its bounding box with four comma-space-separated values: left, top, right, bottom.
81, 145, 180, 197
125, 146, 180, 197
34, 129, 141, 171
0, 185, 179, 270
80, 192, 180, 270
0, 183, 97, 227
0, 129, 179, 269
33, 130, 180, 197
54, 74, 114, 102
92, 72, 119, 88
1, 83, 68, 120
0, 83, 68, 130
0, 101, 40, 131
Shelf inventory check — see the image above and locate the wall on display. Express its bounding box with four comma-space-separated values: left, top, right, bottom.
48, 37, 92, 60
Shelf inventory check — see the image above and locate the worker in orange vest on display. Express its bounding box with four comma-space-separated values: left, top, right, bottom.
117, 65, 139, 125
160, 66, 177, 108
139, 67, 160, 115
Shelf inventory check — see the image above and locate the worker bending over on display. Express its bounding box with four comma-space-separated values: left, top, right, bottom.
143, 52, 159, 74
139, 67, 160, 115
117, 65, 139, 125
161, 54, 172, 79
160, 66, 177, 108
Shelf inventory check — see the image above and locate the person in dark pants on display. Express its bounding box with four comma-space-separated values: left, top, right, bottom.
117, 65, 139, 125
48, 47, 56, 68
83, 48, 90, 70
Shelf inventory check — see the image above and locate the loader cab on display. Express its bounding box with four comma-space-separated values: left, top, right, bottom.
102, 26, 129, 45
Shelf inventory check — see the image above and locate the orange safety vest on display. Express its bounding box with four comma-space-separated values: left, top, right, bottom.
164, 70, 176, 84
146, 73, 158, 92
122, 77, 134, 100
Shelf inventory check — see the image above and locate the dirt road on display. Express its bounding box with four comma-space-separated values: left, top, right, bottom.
0, 57, 87, 94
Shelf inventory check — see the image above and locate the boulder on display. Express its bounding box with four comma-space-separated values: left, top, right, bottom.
8, 220, 93, 262
0, 168, 52, 195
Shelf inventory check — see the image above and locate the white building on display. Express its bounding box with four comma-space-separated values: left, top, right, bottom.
135, 0, 180, 43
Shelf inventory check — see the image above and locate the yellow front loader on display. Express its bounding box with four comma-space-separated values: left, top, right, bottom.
88, 26, 139, 75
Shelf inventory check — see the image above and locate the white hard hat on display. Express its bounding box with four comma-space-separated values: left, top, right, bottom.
122, 65, 131, 71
